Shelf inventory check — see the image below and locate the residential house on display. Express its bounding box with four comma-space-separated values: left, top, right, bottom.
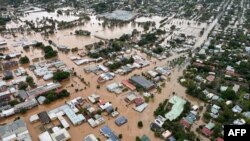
0, 119, 32, 141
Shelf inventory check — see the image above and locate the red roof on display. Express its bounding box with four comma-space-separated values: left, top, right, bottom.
180, 119, 191, 128
122, 80, 136, 90
206, 75, 215, 82
134, 97, 144, 107
202, 127, 213, 137
215, 137, 224, 141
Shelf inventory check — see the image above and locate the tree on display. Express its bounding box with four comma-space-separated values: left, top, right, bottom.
19, 56, 30, 64
221, 89, 238, 100
137, 121, 143, 128
9, 100, 19, 106
18, 82, 28, 90
26, 76, 36, 87
136, 136, 141, 141
170, 25, 176, 31
53, 71, 70, 81
118, 134, 122, 139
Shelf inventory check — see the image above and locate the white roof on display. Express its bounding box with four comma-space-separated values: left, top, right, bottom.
1, 108, 15, 117
134, 103, 148, 113
29, 114, 39, 123
84, 134, 98, 141
2, 134, 17, 141
38, 131, 53, 141
51, 128, 71, 141
100, 102, 112, 110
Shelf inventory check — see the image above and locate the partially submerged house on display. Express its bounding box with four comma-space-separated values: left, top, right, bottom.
130, 76, 155, 91
0, 119, 32, 141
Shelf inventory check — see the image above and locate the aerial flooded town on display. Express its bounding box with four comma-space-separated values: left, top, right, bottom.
0, 0, 250, 141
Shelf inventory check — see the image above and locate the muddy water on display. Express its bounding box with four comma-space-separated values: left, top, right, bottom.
0, 12, 214, 141
0, 45, 205, 141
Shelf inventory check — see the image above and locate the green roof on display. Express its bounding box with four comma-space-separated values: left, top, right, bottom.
165, 96, 187, 121
141, 135, 150, 141
205, 122, 215, 130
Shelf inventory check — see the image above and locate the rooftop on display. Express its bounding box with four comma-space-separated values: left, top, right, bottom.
165, 96, 187, 121
0, 119, 32, 141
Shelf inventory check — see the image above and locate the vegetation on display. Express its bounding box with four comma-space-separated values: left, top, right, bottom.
53, 71, 70, 82
43, 89, 70, 104
8, 100, 20, 106
107, 57, 134, 71
26, 76, 36, 87
138, 33, 157, 46
137, 121, 143, 128
18, 82, 28, 90
19, 56, 30, 64
75, 29, 91, 36
34, 43, 57, 59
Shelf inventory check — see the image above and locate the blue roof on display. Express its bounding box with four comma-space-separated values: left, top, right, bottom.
115, 116, 128, 126
100, 125, 120, 141
168, 136, 176, 141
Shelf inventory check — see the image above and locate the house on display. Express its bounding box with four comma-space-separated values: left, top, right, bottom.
64, 107, 85, 126
37, 96, 47, 104
14, 98, 38, 113
154, 115, 166, 127
100, 125, 120, 141
0, 91, 11, 101
206, 75, 215, 82
115, 116, 128, 126
38, 111, 51, 124
106, 83, 123, 94
140, 135, 150, 141
121, 80, 136, 90
0, 119, 32, 141
202, 122, 215, 137
134, 103, 148, 113
243, 93, 250, 100
134, 97, 144, 107
87, 114, 105, 128
2, 61, 18, 70
51, 128, 71, 141
130, 76, 155, 90
162, 130, 172, 140
3, 70, 13, 79
84, 134, 98, 141
245, 47, 250, 54
233, 119, 245, 125
210, 104, 221, 118
38, 131, 53, 141
98, 72, 115, 83
150, 122, 162, 132
27, 82, 62, 98
215, 137, 224, 141
232, 84, 240, 93
88, 93, 100, 103
147, 70, 159, 78
165, 96, 187, 121
125, 92, 137, 103
181, 111, 197, 128
15, 90, 29, 101
232, 105, 243, 113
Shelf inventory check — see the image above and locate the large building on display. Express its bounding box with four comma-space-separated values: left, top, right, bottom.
0, 119, 32, 141
130, 76, 155, 91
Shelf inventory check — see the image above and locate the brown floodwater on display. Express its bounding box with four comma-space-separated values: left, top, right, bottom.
0, 11, 219, 141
